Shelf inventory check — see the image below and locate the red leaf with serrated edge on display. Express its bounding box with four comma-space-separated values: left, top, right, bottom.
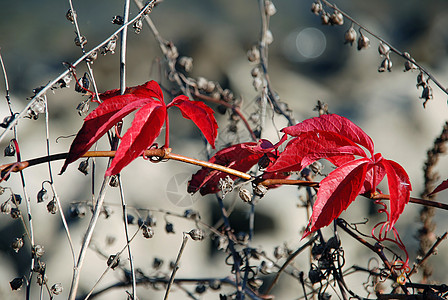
167, 95, 217, 148
60, 80, 165, 174
380, 159, 412, 227
60, 96, 152, 173
282, 114, 375, 155
360, 162, 386, 195
429, 179, 448, 195
105, 101, 166, 176
100, 80, 164, 102
267, 131, 366, 173
303, 158, 371, 238
188, 142, 264, 195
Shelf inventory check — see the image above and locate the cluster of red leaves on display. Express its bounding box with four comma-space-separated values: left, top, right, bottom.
188, 114, 412, 237
60, 80, 217, 176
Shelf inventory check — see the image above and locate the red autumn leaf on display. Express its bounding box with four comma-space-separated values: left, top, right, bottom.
188, 142, 265, 195
61, 80, 217, 176
167, 95, 218, 148
105, 102, 166, 176
429, 179, 448, 196
380, 159, 412, 227
282, 114, 375, 155
267, 130, 365, 173
60, 95, 153, 174
303, 158, 371, 238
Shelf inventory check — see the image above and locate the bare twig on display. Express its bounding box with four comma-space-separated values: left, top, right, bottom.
164, 233, 189, 300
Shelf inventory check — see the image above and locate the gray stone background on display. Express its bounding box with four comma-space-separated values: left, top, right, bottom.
0, 0, 448, 299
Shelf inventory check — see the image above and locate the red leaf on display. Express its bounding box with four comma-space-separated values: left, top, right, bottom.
60, 96, 152, 173
267, 131, 365, 173
167, 96, 217, 148
282, 114, 375, 155
429, 179, 448, 195
60, 80, 165, 174
380, 159, 412, 227
188, 142, 264, 195
303, 158, 370, 238
105, 101, 166, 176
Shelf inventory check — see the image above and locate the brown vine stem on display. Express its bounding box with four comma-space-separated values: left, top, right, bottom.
408, 231, 448, 277
2, 151, 448, 211
320, 0, 448, 96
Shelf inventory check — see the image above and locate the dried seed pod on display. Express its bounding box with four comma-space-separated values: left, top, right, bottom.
252, 77, 263, 91
274, 245, 286, 259
76, 100, 90, 116
188, 228, 205, 241
10, 277, 23, 290
69, 203, 87, 218
66, 9, 76, 23
145, 213, 157, 227
37, 188, 48, 203
308, 268, 324, 284
264, 30, 274, 45
416, 72, 425, 88
133, 17, 143, 34
251, 67, 260, 78
311, 1, 322, 15
209, 279, 221, 290
165, 222, 175, 234
109, 175, 119, 187
265, 1, 277, 16
196, 77, 208, 90
253, 184, 268, 197
247, 46, 260, 62
165, 42, 179, 60
127, 214, 135, 224
107, 254, 120, 269
330, 11, 343, 26
344, 25, 357, 46
421, 84, 433, 108
216, 236, 229, 251
101, 36, 117, 55
378, 57, 392, 72
1, 200, 12, 214
222, 89, 234, 102
4, 143, 15, 157
36, 274, 47, 286
0, 115, 14, 128
10, 207, 20, 219
33, 260, 46, 274
218, 176, 234, 197
86, 50, 98, 63
378, 42, 390, 56
142, 225, 154, 239
178, 56, 193, 72
310, 161, 324, 174
357, 31, 370, 50
259, 260, 273, 275
32, 245, 45, 258
184, 209, 200, 220
152, 257, 163, 269
55, 75, 72, 89
239, 188, 252, 203
78, 159, 89, 175
75, 72, 90, 93
205, 81, 216, 93
403, 52, 417, 72
321, 12, 331, 25
195, 283, 207, 294
11, 194, 22, 205
12, 237, 24, 253
47, 199, 58, 214
30, 99, 46, 114
51, 283, 63, 295
236, 232, 249, 243
74, 35, 87, 47
111, 15, 124, 25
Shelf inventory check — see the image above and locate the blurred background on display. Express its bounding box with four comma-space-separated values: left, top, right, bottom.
1, 0, 448, 299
